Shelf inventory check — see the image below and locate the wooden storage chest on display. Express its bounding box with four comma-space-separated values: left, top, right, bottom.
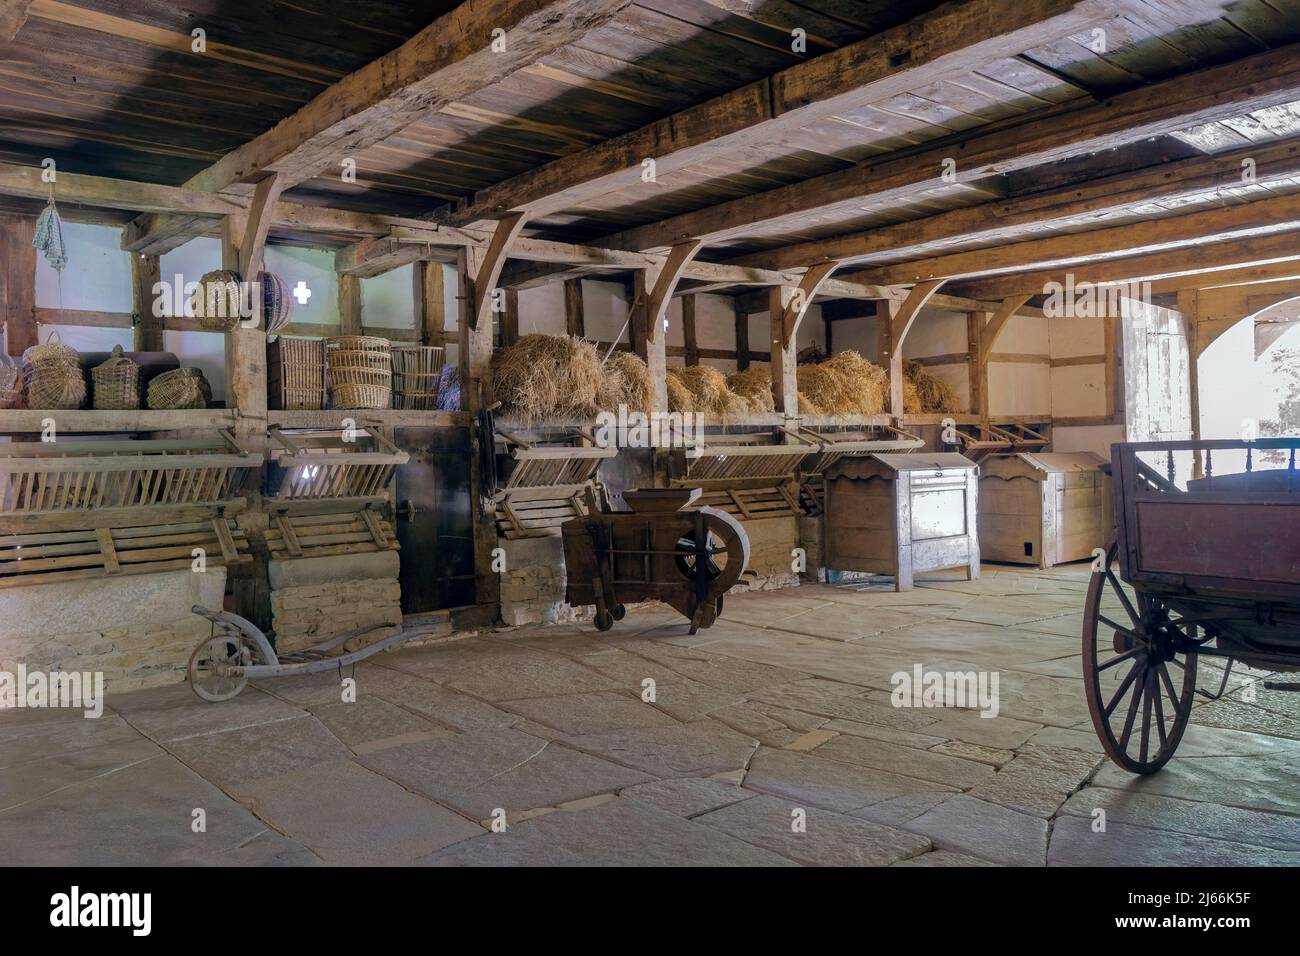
823, 452, 980, 591
978, 451, 1112, 568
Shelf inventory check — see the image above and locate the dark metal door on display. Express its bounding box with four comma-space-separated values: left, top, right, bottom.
394, 426, 476, 613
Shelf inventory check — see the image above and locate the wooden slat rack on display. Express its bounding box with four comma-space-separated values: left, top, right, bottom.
494, 427, 617, 538
792, 423, 925, 516
264, 425, 409, 558
0, 431, 261, 587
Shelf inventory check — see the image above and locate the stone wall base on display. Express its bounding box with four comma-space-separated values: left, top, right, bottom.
268, 552, 402, 653
731, 515, 800, 592
497, 533, 590, 627
0, 567, 227, 694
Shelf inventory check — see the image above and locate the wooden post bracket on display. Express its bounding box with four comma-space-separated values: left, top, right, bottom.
470, 211, 529, 331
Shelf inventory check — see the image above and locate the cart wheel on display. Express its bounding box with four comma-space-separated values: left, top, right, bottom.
594, 609, 615, 632
612, 604, 626, 621
188, 632, 251, 703
1083, 542, 1198, 773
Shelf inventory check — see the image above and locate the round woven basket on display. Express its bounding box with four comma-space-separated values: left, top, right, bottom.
22, 335, 85, 409
91, 344, 141, 410
147, 367, 212, 410
190, 270, 244, 332
0, 353, 23, 409
327, 336, 392, 409
392, 345, 445, 410
262, 271, 294, 333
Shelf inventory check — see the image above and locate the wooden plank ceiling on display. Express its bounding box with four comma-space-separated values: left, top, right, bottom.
3, 0, 1300, 294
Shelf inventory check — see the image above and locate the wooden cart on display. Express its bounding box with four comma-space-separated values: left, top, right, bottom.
1084, 438, 1300, 773
561, 488, 750, 633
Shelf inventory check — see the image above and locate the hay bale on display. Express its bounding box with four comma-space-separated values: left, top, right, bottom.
673, 365, 727, 410
491, 333, 602, 422
597, 350, 653, 414
904, 360, 961, 413
665, 369, 695, 413
796, 350, 886, 415
797, 391, 823, 415
726, 364, 776, 413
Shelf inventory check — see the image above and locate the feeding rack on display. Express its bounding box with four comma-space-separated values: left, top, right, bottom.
665, 428, 815, 520
264, 424, 408, 560
493, 426, 617, 538
794, 421, 925, 514
0, 431, 261, 587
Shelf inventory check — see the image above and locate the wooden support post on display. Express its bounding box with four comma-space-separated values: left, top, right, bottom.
734, 307, 750, 371
458, 243, 500, 611
563, 278, 585, 338
1, 216, 36, 356
131, 253, 163, 352
338, 273, 363, 336
682, 294, 699, 366
631, 264, 668, 413
501, 288, 520, 348
966, 310, 982, 416
470, 212, 528, 331
768, 286, 798, 416
885, 279, 946, 418
1177, 288, 1203, 477
413, 260, 446, 348
220, 211, 270, 630
977, 293, 1032, 420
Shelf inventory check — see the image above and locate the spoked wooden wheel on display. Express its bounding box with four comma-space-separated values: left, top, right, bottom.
188, 630, 252, 702
1084, 542, 1199, 773
673, 530, 730, 581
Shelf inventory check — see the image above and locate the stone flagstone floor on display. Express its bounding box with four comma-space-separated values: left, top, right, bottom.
3, 563, 1299, 866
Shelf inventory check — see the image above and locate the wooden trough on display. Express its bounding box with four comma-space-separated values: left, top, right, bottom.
978, 451, 1112, 568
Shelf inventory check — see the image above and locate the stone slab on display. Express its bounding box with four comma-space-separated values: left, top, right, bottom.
903, 794, 1048, 866
564, 721, 758, 779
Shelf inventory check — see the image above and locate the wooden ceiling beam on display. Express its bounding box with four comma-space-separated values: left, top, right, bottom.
125, 0, 631, 255
443, 0, 1117, 228
595, 36, 1300, 254
729, 138, 1300, 272
842, 190, 1300, 287
950, 229, 1300, 299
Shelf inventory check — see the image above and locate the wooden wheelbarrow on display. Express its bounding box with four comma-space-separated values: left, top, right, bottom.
187, 605, 435, 702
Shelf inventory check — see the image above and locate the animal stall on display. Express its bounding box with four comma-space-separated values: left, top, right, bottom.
978, 452, 1112, 568
823, 452, 981, 591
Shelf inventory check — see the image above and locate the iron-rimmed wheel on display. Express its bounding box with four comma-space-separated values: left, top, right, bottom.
188, 630, 251, 702
611, 604, 626, 621
594, 608, 615, 631
1083, 542, 1199, 774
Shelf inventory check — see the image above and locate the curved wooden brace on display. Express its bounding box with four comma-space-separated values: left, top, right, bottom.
470, 211, 529, 330
780, 261, 841, 349
977, 293, 1032, 419
886, 279, 946, 417
646, 239, 705, 342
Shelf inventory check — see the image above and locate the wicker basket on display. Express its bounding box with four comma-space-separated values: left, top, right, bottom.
22, 335, 85, 409
327, 336, 391, 409
262, 272, 294, 333
0, 354, 22, 409
268, 337, 326, 410
147, 367, 212, 410
91, 344, 141, 410
190, 270, 244, 332
391, 345, 445, 410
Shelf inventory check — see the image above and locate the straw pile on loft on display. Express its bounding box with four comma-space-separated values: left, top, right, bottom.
666, 371, 694, 413
668, 365, 750, 416
596, 350, 653, 414
903, 360, 962, 414
796, 350, 887, 416
491, 334, 603, 422
725, 364, 776, 414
